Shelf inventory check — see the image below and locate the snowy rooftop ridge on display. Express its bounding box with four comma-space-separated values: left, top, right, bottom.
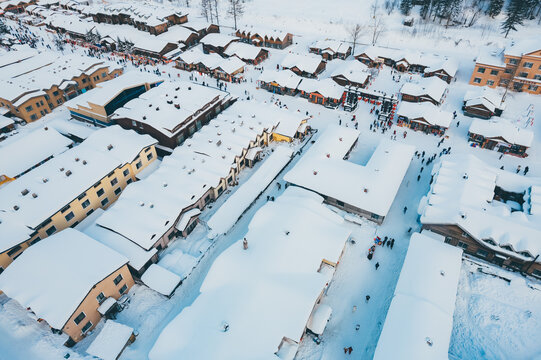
468, 118, 534, 147
284, 124, 415, 218
400, 76, 448, 104
373, 232, 463, 360
0, 228, 128, 330
418, 154, 541, 259
149, 187, 351, 360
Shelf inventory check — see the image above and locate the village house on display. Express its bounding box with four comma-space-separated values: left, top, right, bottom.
235, 26, 293, 49
0, 126, 157, 273
309, 40, 352, 60
65, 72, 163, 126
0, 115, 15, 135
257, 69, 303, 96
297, 78, 344, 108
113, 81, 235, 149
468, 118, 533, 157
149, 187, 351, 360
181, 20, 219, 38
223, 42, 269, 65
462, 87, 505, 119
397, 101, 453, 136
93, 102, 301, 255
280, 53, 326, 78
469, 40, 541, 95
0, 127, 73, 184
400, 77, 448, 105
175, 45, 245, 82
418, 155, 541, 278
0, 0, 36, 13
424, 59, 458, 83
374, 231, 463, 360
200, 33, 239, 55
284, 125, 415, 224
0, 51, 123, 123
0, 228, 134, 345
330, 60, 371, 88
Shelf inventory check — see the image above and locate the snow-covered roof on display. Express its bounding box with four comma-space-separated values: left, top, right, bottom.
0, 126, 157, 234
374, 232, 462, 360
65, 72, 162, 109
310, 39, 351, 55
0, 127, 73, 178
419, 155, 541, 259
200, 33, 239, 48
236, 25, 290, 41
330, 59, 370, 85
47, 118, 97, 141
207, 146, 293, 237
284, 125, 415, 218
141, 264, 181, 296
177, 45, 245, 75
506, 39, 540, 57
400, 77, 448, 104
113, 80, 230, 138
397, 101, 453, 128
258, 69, 303, 90
0, 228, 128, 330
425, 58, 458, 77
95, 101, 284, 251
281, 53, 324, 75
463, 87, 505, 111
149, 187, 351, 360
86, 320, 134, 360
476, 48, 506, 68
223, 42, 265, 61
297, 78, 344, 99
306, 304, 332, 335
469, 118, 533, 147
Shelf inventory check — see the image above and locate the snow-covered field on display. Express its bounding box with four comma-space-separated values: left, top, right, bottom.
1, 0, 541, 359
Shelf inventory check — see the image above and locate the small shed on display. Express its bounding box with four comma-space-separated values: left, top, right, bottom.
141, 264, 182, 297
86, 320, 135, 360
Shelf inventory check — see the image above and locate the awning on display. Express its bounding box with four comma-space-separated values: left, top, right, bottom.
306, 304, 332, 335
245, 146, 262, 161
97, 297, 117, 316
175, 208, 201, 232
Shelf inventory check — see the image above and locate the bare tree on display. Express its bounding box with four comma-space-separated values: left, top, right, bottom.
213, 0, 221, 25
369, 4, 386, 45
227, 0, 244, 30
348, 24, 362, 57
201, 0, 211, 21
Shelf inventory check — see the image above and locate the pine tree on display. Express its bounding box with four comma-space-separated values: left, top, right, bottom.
420, 0, 432, 19
501, 0, 527, 37
400, 0, 413, 15
487, 0, 503, 17
0, 19, 9, 35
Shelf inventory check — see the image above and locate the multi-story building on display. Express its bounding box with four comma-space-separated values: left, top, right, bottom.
0, 125, 157, 273
469, 40, 541, 95
0, 51, 123, 123
0, 228, 134, 344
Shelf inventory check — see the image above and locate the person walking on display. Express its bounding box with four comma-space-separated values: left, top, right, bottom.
524, 166, 529, 175
403, 206, 408, 214
375, 262, 380, 270
390, 239, 395, 249
366, 295, 370, 302
417, 174, 421, 181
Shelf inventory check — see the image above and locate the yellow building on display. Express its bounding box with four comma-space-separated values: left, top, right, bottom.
0, 51, 123, 123
0, 125, 158, 273
0, 228, 135, 344
469, 40, 541, 95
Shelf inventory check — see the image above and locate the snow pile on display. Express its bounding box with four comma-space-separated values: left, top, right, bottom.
141, 264, 181, 297
149, 187, 351, 360
0, 228, 128, 330
284, 124, 415, 219
373, 232, 463, 360
86, 320, 134, 360
208, 146, 293, 238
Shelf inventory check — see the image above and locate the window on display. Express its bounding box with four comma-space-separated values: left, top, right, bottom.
127, 178, 133, 184
444, 237, 453, 244
123, 169, 130, 177
457, 241, 468, 250
204, 194, 211, 204
146, 153, 153, 161
476, 249, 489, 258
53, 91, 59, 96
131, 120, 137, 127
509, 261, 522, 270
73, 312, 86, 325
0, 267, 3, 275
533, 269, 541, 278
40, 110, 45, 116
336, 200, 345, 206
523, 62, 533, 68
490, 69, 498, 76
484, 239, 496, 245
168, 231, 176, 240
477, 67, 485, 73
528, 85, 538, 91
45, 225, 57, 236
30, 237, 41, 245
96, 188, 105, 197
505, 68, 512, 74
81, 199, 90, 209
101, 197, 109, 206
534, 75, 541, 81
102, 72, 107, 78
508, 58, 518, 65
113, 274, 123, 285
119, 284, 128, 295
136, 161, 142, 169
96, 292, 106, 304
81, 321, 93, 334
487, 80, 495, 86
86, 209, 94, 216
64, 211, 75, 222
82, 78, 87, 83
56, 99, 63, 105
473, 77, 481, 84
519, 72, 529, 78
30, 114, 38, 121
114, 187, 122, 195
7, 245, 22, 257
110, 178, 118, 186
217, 186, 223, 195
25, 105, 33, 112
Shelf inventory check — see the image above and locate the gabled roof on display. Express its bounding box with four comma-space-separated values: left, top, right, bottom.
400, 77, 448, 103
469, 118, 533, 147
397, 102, 453, 128
281, 53, 324, 75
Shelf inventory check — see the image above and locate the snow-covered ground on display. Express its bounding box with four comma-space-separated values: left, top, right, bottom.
1, 1, 541, 359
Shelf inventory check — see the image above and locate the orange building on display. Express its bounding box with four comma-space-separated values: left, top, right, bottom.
469, 40, 541, 95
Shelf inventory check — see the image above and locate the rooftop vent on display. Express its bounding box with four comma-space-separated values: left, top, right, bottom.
426, 338, 433, 347
149, 104, 153, 107
32, 193, 38, 198
75, 157, 80, 162
21, 189, 29, 196
42, 178, 49, 183
216, 140, 222, 147
143, 116, 147, 120
13, 205, 19, 211
150, 204, 154, 208
82, 160, 87, 165
313, 171, 318, 175
174, 95, 178, 99
139, 202, 145, 207
60, 167, 64, 172
107, 144, 113, 151
66, 170, 72, 177
460, 211, 467, 219
156, 107, 160, 111
440, 270, 445, 276
191, 195, 195, 200
163, 183, 168, 187
188, 87, 191, 90
175, 87, 180, 91
167, 100, 173, 104
174, 104, 180, 109
339, 137, 343, 141
462, 173, 468, 179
